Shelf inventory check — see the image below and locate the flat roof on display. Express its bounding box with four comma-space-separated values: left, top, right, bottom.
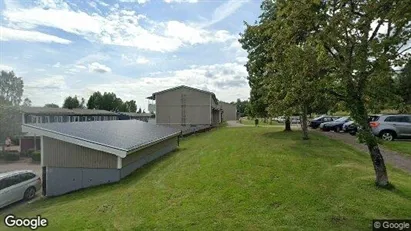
119, 112, 153, 117
22, 120, 181, 158
20, 107, 118, 116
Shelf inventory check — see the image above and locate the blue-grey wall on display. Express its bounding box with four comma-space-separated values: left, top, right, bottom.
44, 137, 178, 197
45, 167, 120, 197
120, 142, 177, 179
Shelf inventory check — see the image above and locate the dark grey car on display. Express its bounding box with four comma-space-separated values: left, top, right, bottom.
370, 114, 411, 141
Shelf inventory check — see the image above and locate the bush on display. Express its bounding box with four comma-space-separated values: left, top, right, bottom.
21, 148, 35, 157
32, 151, 41, 162
3, 152, 20, 161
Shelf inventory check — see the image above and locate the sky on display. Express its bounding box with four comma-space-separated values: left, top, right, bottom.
0, 0, 261, 110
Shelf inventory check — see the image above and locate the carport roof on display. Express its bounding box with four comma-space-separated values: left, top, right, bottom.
22, 120, 181, 158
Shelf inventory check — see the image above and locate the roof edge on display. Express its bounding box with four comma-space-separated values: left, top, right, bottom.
126, 131, 181, 155
22, 124, 128, 158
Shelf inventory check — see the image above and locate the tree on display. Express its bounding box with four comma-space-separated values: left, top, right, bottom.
137, 107, 142, 113
396, 59, 411, 113
44, 103, 59, 108
22, 98, 32, 107
62, 96, 81, 109
0, 71, 24, 106
235, 99, 250, 117
282, 0, 411, 186
87, 91, 134, 112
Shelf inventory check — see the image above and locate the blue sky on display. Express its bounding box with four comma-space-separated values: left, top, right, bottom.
0, 0, 261, 109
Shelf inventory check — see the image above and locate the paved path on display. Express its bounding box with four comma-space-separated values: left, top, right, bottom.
316, 131, 411, 174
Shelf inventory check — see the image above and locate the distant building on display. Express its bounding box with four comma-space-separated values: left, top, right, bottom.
118, 112, 154, 122
19, 107, 119, 153
219, 101, 237, 121
147, 85, 223, 134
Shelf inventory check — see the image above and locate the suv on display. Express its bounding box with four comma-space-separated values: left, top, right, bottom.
0, 170, 41, 208
370, 114, 411, 141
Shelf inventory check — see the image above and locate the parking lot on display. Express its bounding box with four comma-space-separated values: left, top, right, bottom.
317, 130, 411, 173
0, 157, 41, 176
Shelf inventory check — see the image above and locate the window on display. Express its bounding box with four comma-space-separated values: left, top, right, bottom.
385, 116, 401, 122
54, 116, 59, 123
19, 173, 36, 182
58, 116, 63, 122
44, 116, 50, 123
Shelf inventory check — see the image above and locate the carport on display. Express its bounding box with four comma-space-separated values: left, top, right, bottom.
22, 120, 181, 197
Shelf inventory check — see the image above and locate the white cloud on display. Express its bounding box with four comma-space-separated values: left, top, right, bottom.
121, 54, 150, 65
53, 62, 61, 68
3, 3, 234, 52
164, 0, 198, 3
203, 0, 249, 27
0, 26, 71, 44
120, 0, 150, 3
87, 62, 249, 109
235, 56, 248, 63
25, 75, 66, 90
88, 62, 112, 73
0, 64, 14, 71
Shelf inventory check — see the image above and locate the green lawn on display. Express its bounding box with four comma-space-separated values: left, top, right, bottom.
240, 118, 282, 126
1, 127, 411, 230
382, 141, 411, 156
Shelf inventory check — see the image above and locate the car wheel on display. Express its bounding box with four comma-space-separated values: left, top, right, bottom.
349, 131, 356, 136
334, 126, 341, 133
380, 131, 395, 141
24, 187, 36, 200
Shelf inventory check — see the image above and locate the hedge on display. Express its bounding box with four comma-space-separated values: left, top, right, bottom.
32, 151, 41, 162
3, 152, 20, 161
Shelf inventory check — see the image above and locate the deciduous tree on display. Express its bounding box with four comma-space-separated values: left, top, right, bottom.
0, 71, 24, 106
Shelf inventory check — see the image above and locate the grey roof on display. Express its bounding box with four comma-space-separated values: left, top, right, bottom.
20, 107, 117, 116
22, 120, 181, 156
21, 107, 75, 115
71, 109, 118, 115
120, 112, 153, 117
147, 85, 219, 104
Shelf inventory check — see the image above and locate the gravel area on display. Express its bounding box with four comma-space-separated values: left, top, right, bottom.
316, 131, 411, 174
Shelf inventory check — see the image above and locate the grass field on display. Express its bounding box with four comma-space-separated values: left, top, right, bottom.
1, 127, 410, 230
240, 118, 283, 126
382, 141, 411, 156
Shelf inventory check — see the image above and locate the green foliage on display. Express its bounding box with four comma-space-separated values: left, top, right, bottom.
395, 60, 411, 113
44, 103, 59, 108
235, 99, 250, 117
63, 95, 85, 109
22, 97, 32, 107
87, 91, 137, 112
0, 105, 22, 144
0, 70, 24, 106
31, 151, 41, 162
3, 152, 20, 161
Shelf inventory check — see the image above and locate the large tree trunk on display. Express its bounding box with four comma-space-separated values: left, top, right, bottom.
351, 99, 389, 187
284, 116, 291, 131
301, 105, 309, 140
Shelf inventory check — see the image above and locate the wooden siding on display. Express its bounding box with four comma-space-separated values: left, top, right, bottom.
122, 137, 178, 167
43, 136, 117, 169
156, 87, 212, 126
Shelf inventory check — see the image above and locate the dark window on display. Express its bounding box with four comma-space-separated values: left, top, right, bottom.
20, 173, 36, 182
0, 179, 6, 190
385, 116, 400, 122
385, 116, 410, 123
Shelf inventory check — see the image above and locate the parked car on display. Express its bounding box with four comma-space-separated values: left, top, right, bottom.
320, 116, 351, 132
370, 114, 411, 141
275, 116, 286, 123
0, 170, 41, 208
343, 121, 357, 134
309, 115, 336, 129
291, 116, 301, 124
345, 115, 380, 135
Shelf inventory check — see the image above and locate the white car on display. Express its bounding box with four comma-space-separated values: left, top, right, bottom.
0, 170, 41, 208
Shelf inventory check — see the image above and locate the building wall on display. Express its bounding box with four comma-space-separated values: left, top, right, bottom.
220, 103, 237, 121
20, 137, 41, 153
45, 167, 120, 197
156, 88, 212, 126
120, 136, 178, 178
42, 136, 118, 169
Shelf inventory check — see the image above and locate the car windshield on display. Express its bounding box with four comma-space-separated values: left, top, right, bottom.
335, 117, 349, 122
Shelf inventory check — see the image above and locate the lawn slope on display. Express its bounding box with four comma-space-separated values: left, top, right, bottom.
1, 127, 410, 230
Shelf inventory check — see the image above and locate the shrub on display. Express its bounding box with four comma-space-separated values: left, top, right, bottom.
21, 148, 35, 157
4, 152, 20, 161
32, 151, 41, 162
